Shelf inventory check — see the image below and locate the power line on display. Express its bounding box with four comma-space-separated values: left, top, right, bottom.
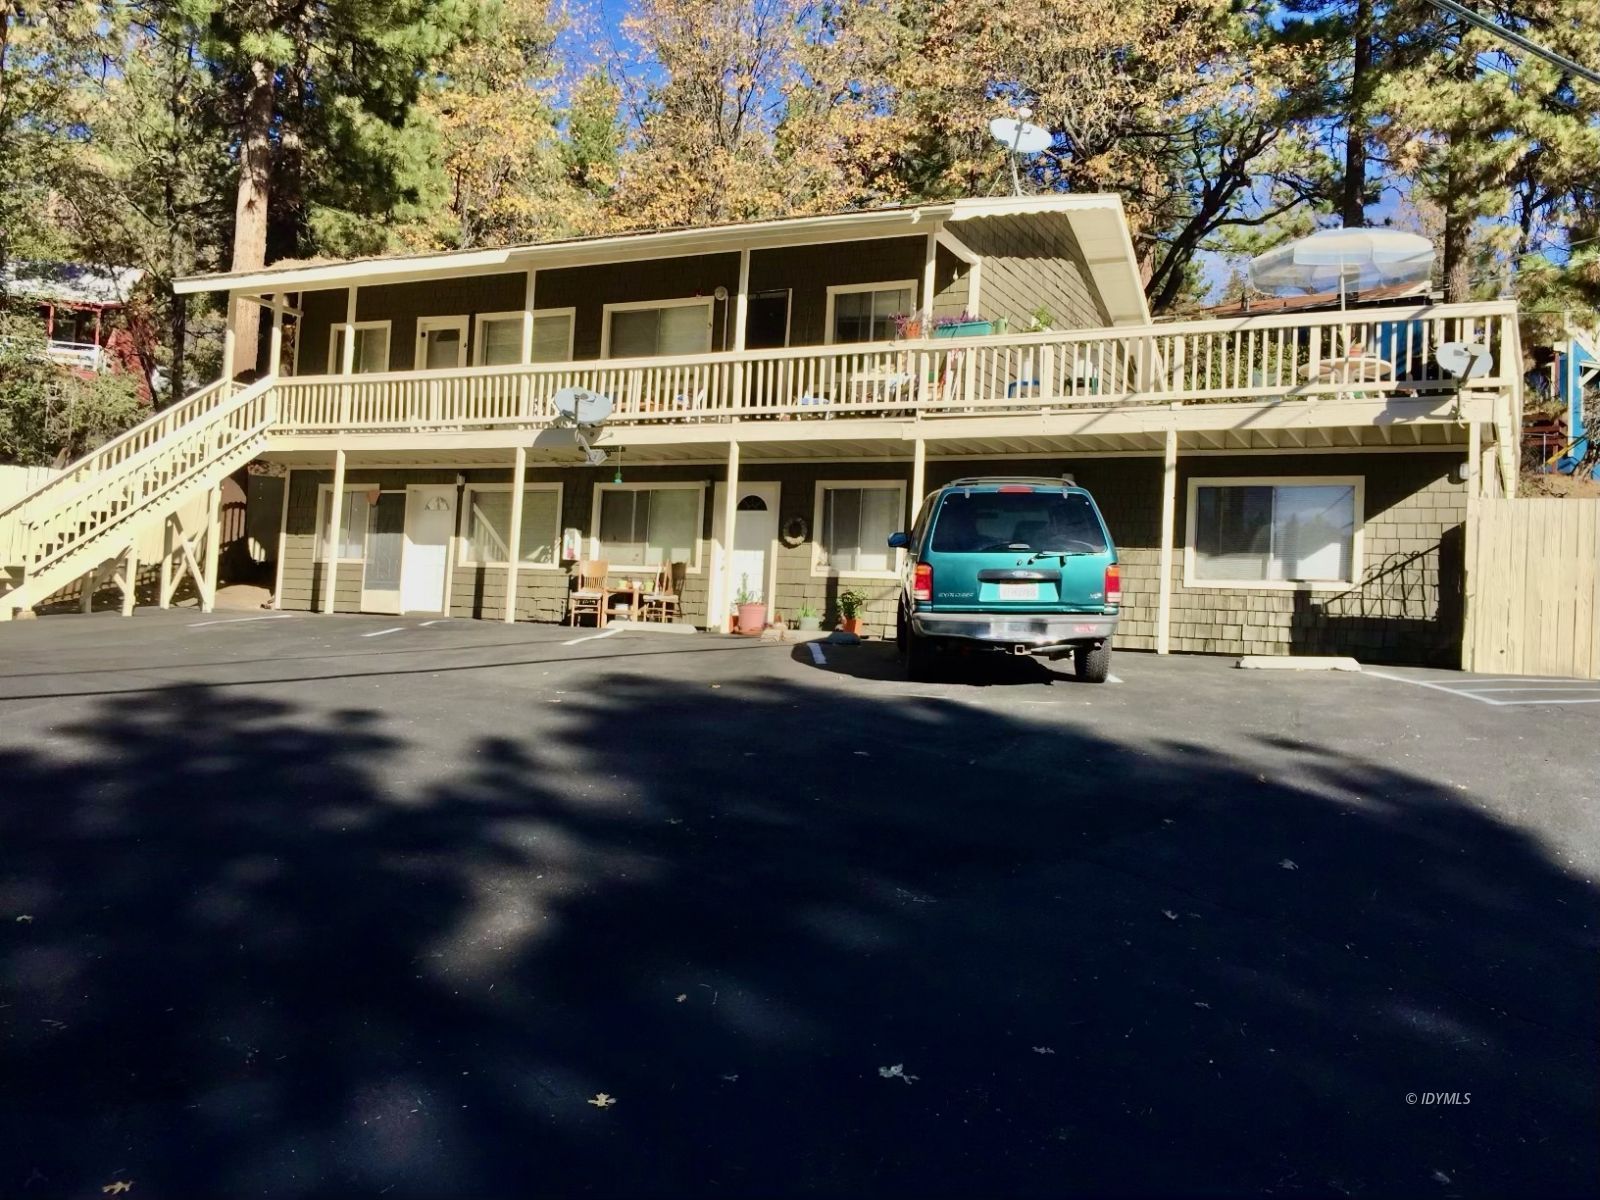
1424, 0, 1600, 88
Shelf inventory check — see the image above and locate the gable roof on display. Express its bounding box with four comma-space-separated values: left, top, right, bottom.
174, 195, 1152, 327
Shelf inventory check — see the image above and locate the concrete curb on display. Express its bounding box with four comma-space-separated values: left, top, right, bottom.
1236, 655, 1362, 672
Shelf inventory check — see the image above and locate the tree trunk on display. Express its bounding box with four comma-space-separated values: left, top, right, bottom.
1442, 164, 1471, 301
228, 58, 276, 377
1340, 0, 1373, 227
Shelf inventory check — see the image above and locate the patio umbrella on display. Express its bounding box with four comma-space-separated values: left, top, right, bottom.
1248, 227, 1435, 308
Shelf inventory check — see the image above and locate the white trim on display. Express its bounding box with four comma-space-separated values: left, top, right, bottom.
1182, 474, 1366, 591
329, 320, 391, 374
456, 481, 564, 568
415, 314, 469, 370
811, 479, 907, 578
824, 279, 920, 345
589, 480, 708, 572
474, 310, 526, 366
600, 296, 715, 358
314, 480, 382, 563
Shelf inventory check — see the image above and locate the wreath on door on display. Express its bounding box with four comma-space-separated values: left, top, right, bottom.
780, 515, 809, 547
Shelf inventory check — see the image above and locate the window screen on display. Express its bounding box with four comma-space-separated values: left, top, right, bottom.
530, 313, 572, 363
331, 326, 389, 374
478, 317, 523, 366
463, 489, 560, 564
1193, 483, 1356, 583
321, 490, 370, 560
819, 486, 902, 572
607, 304, 712, 358
598, 488, 699, 566
831, 286, 913, 343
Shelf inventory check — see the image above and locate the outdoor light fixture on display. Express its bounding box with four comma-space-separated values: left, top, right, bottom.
613, 447, 623, 484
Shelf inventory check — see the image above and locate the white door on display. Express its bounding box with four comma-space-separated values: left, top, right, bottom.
711, 481, 780, 623
402, 485, 455, 614
416, 315, 468, 370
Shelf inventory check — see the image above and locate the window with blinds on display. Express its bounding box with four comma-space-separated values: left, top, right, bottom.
606, 302, 713, 358
1192, 482, 1357, 584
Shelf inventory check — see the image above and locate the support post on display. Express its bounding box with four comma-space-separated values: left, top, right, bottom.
521, 269, 537, 362
910, 439, 927, 525
159, 516, 175, 608
504, 446, 527, 623
120, 546, 138, 617
272, 469, 292, 609
338, 287, 358, 426
922, 231, 938, 317
267, 296, 284, 376
202, 484, 222, 613
731, 248, 751, 410
719, 441, 740, 633
81, 563, 99, 613
323, 449, 346, 614
221, 291, 239, 382
1156, 428, 1178, 655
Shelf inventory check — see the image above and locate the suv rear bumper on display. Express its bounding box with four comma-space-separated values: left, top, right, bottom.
911, 611, 1117, 648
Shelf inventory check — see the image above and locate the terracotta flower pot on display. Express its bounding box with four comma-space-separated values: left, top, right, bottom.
840, 616, 863, 635
736, 602, 767, 635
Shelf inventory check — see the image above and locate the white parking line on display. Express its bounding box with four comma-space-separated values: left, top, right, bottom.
419, 619, 447, 627
808, 643, 827, 665
188, 614, 295, 628
1367, 669, 1600, 706
563, 628, 620, 646
362, 627, 405, 638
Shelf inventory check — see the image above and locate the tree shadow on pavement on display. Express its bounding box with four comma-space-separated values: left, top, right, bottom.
1, 677, 1596, 1198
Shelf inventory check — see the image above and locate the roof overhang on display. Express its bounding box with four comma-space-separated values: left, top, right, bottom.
173, 195, 1150, 325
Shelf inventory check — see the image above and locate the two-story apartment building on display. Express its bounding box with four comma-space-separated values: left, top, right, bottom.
1, 196, 1522, 665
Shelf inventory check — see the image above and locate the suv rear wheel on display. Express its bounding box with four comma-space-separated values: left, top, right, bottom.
1074, 642, 1112, 683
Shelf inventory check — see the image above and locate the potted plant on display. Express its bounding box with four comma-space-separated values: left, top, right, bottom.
734, 575, 767, 635
932, 310, 994, 339
1026, 304, 1055, 332
836, 588, 869, 635
795, 604, 822, 632
892, 311, 924, 340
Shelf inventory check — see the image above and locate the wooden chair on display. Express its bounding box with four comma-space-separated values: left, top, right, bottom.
567, 559, 609, 626
641, 561, 686, 623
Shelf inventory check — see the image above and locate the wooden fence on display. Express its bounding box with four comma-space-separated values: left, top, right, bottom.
1464, 498, 1600, 679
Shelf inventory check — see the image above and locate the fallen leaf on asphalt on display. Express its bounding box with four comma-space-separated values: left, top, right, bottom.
720, 1073, 739, 1082
878, 1064, 918, 1084
1032, 1047, 1056, 1055
1279, 859, 1299, 871
675, 994, 687, 1003
1162, 910, 1178, 920
15, 914, 32, 923
588, 1093, 617, 1108
102, 1184, 134, 1196
1431, 1170, 1451, 1184
1194, 1001, 1211, 1009
709, 684, 721, 689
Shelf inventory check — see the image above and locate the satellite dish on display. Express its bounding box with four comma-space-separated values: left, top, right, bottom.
988, 110, 1053, 196
1435, 342, 1492, 381
988, 117, 1053, 156
551, 386, 614, 426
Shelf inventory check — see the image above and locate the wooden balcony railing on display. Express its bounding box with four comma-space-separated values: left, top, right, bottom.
268, 301, 1520, 436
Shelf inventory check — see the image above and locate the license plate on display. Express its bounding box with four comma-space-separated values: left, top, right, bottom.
996, 582, 1039, 601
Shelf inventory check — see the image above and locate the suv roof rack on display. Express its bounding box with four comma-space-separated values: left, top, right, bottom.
945, 475, 1078, 487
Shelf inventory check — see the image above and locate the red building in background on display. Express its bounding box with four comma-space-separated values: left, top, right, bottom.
2, 262, 155, 403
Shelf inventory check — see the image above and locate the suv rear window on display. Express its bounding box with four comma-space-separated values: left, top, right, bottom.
930, 489, 1108, 554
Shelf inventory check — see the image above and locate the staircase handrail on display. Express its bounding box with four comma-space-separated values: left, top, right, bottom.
0, 376, 241, 529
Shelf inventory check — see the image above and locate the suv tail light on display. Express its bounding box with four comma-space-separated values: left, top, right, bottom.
913, 562, 934, 602
1104, 564, 1121, 606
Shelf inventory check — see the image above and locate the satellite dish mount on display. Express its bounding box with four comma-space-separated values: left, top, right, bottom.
988, 107, 1053, 197
550, 386, 616, 466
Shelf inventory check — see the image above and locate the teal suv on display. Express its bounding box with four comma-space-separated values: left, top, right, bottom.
888, 477, 1121, 682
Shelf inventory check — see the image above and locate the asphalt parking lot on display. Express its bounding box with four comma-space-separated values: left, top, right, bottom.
2, 612, 1597, 1198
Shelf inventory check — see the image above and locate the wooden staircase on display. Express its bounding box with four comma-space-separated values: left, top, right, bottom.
0, 376, 278, 620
